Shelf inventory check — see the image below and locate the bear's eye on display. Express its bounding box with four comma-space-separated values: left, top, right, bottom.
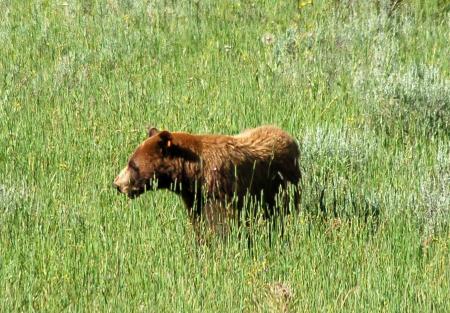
128, 160, 139, 173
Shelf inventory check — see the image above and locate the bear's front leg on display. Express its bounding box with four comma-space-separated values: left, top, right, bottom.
179, 189, 206, 244
202, 199, 233, 241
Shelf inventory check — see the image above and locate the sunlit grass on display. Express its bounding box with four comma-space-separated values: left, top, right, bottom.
1, 0, 449, 312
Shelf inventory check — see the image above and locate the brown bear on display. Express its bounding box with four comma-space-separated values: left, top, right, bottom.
113, 125, 301, 236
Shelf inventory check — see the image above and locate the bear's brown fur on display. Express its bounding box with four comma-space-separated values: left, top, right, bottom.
113, 125, 301, 235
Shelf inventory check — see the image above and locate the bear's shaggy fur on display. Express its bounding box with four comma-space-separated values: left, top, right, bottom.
113, 125, 301, 234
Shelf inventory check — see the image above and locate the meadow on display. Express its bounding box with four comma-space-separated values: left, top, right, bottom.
0, 0, 449, 311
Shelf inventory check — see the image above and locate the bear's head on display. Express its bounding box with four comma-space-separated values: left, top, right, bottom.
113, 127, 181, 198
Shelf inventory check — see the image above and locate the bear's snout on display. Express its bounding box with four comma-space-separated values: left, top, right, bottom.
112, 177, 121, 193
112, 176, 123, 194
113, 167, 131, 195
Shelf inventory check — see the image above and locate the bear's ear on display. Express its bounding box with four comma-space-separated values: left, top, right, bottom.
147, 127, 160, 137
158, 131, 173, 149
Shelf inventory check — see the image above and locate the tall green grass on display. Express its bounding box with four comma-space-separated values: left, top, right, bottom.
1, 0, 449, 311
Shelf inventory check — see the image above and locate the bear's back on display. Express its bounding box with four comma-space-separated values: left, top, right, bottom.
196, 126, 300, 197
233, 125, 299, 159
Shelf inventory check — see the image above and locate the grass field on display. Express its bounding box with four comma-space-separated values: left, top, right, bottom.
1, 0, 449, 311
